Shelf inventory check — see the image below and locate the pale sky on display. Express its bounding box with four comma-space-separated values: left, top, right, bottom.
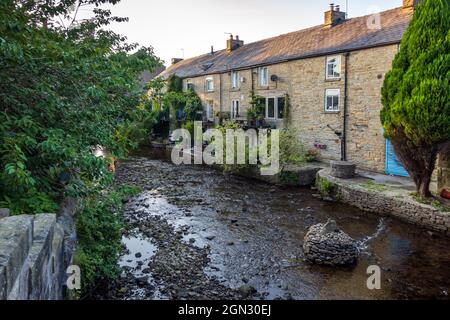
92, 0, 403, 66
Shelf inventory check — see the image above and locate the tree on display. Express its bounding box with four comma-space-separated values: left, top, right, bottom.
381, 0, 450, 198
0, 0, 162, 213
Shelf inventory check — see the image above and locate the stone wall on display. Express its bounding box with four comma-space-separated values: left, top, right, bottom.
0, 199, 76, 300
317, 169, 450, 235
182, 44, 399, 173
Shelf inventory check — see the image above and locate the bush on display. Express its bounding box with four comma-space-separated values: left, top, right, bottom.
74, 184, 140, 296
279, 128, 307, 166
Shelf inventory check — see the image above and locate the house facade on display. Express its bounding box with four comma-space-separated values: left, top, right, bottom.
160, 1, 419, 174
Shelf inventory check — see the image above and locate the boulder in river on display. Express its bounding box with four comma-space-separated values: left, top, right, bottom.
303, 219, 358, 266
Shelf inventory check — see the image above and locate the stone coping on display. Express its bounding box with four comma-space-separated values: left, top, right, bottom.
317, 169, 450, 235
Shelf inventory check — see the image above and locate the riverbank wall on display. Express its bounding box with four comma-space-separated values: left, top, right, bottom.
317, 169, 450, 235
0, 198, 77, 300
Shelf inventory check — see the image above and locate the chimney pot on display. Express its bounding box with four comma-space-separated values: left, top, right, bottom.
330, 3, 335, 11
336, 5, 340, 12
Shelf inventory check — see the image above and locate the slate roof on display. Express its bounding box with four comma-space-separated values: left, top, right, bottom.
160, 7, 412, 79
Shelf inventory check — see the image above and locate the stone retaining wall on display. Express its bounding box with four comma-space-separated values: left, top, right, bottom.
317, 169, 450, 235
0, 199, 77, 300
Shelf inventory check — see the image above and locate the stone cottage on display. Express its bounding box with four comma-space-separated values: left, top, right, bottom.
160, 0, 448, 187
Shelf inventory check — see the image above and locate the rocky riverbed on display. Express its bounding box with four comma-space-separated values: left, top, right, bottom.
93, 148, 450, 300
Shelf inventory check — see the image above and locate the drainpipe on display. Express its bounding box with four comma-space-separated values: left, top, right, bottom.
219, 73, 223, 125
342, 52, 350, 162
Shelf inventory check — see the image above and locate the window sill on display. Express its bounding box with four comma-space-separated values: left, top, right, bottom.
206, 90, 215, 93
324, 110, 341, 114
257, 86, 270, 90
325, 77, 341, 82
230, 88, 240, 92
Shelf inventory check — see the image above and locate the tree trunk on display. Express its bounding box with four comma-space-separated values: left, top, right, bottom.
390, 129, 438, 198
416, 172, 433, 198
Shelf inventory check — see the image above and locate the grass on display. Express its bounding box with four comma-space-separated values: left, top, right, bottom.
360, 181, 389, 192
410, 193, 450, 212
317, 178, 334, 197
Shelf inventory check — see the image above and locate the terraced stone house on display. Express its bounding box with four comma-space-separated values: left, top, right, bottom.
161, 0, 450, 186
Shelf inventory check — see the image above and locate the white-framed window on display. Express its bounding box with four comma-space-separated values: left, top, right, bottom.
326, 55, 341, 80
206, 100, 214, 121
325, 89, 340, 112
259, 67, 269, 86
265, 96, 285, 119
205, 77, 214, 92
231, 100, 240, 119
231, 71, 239, 89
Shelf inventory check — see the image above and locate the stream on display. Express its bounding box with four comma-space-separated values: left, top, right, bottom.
94, 148, 450, 300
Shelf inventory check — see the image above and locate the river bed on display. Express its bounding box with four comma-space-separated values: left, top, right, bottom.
97, 148, 450, 300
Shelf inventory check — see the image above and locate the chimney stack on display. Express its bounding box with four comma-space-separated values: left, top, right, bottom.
403, 0, 420, 11
324, 3, 346, 27
171, 58, 183, 65
227, 35, 244, 52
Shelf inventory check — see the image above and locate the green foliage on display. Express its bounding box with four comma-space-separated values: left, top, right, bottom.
360, 181, 389, 192
0, 0, 163, 214
279, 128, 307, 166
317, 177, 334, 197
213, 121, 255, 174
380, 0, 450, 196
279, 171, 299, 186
146, 76, 203, 135
167, 75, 183, 93
247, 92, 266, 122
74, 184, 140, 296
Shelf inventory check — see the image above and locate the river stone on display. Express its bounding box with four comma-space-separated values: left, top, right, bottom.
0, 208, 9, 219
303, 219, 358, 266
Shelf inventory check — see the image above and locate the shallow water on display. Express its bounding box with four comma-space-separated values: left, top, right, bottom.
118, 148, 450, 300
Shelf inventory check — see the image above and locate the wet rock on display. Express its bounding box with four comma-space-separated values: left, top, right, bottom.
322, 196, 335, 202
303, 219, 358, 266
135, 252, 142, 258
239, 284, 257, 297
205, 235, 215, 241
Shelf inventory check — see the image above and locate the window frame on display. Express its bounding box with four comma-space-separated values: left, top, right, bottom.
265, 96, 285, 120
258, 67, 269, 87
205, 77, 214, 92
206, 100, 214, 121
231, 71, 239, 89
231, 100, 240, 119
324, 89, 340, 113
325, 55, 342, 80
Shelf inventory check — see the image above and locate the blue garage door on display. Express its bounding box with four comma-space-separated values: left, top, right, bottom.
386, 139, 409, 177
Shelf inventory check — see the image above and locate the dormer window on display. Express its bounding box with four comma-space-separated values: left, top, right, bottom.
205, 77, 214, 92
326, 56, 341, 80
